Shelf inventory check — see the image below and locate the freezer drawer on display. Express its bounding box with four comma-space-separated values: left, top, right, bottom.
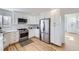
43, 33, 49, 43
41, 33, 49, 43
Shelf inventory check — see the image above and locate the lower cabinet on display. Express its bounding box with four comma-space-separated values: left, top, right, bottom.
3, 31, 19, 48
3, 33, 10, 48
34, 29, 39, 38
9, 31, 19, 44
0, 34, 3, 51
29, 29, 35, 38
29, 29, 39, 38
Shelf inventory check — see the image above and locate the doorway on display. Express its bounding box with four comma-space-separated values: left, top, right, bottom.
64, 13, 79, 50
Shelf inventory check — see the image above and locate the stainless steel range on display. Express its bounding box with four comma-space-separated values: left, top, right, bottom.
18, 28, 28, 42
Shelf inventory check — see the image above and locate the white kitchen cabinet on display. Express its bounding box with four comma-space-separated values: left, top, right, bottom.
28, 29, 35, 38
29, 19, 37, 24
0, 33, 3, 51
3, 33, 10, 48
29, 16, 39, 24
28, 29, 39, 38
34, 29, 39, 38
0, 39, 3, 51
3, 31, 19, 48
10, 31, 19, 44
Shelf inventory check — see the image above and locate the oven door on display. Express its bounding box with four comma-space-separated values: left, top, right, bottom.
19, 32, 28, 42
20, 33, 28, 38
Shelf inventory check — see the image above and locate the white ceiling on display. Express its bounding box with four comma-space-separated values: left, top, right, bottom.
2, 8, 79, 15
61, 8, 79, 14
2, 8, 52, 15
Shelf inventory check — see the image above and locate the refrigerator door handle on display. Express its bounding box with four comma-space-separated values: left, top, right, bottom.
43, 21, 45, 32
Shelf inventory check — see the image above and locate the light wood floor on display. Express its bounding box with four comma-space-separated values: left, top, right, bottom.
64, 32, 79, 51
4, 32, 79, 51
4, 38, 56, 51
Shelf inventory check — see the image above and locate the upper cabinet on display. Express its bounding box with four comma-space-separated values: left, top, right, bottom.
29, 16, 40, 24
3, 16, 11, 28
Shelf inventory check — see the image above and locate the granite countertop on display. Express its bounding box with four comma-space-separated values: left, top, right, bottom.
2, 28, 18, 33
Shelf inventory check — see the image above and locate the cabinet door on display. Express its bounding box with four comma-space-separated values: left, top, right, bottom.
34, 29, 39, 38
3, 33, 11, 48
12, 31, 19, 43
29, 29, 34, 38
0, 37, 3, 51
29, 30, 32, 38
10, 31, 19, 44
29, 16, 37, 24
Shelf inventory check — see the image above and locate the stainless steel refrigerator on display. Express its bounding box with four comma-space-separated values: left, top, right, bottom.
40, 18, 50, 43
